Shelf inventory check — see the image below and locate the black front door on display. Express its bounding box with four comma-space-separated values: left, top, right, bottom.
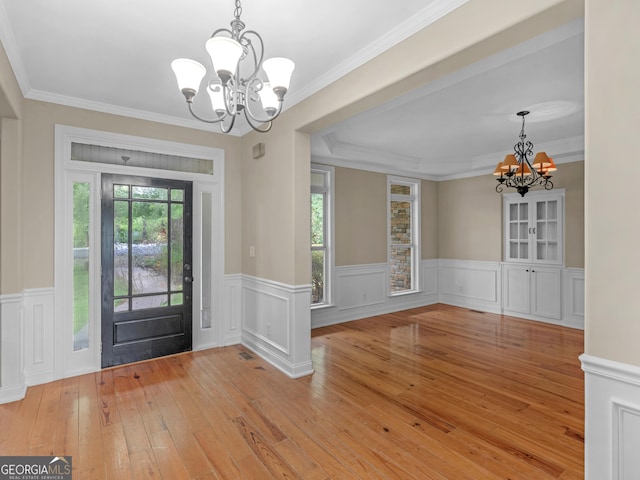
101, 174, 193, 368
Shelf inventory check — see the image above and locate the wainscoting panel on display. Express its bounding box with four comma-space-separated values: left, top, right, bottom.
563, 268, 585, 329
311, 260, 439, 328
0, 294, 25, 403
222, 274, 242, 346
336, 264, 387, 310
22, 288, 55, 386
581, 354, 640, 480
241, 276, 314, 378
438, 259, 502, 314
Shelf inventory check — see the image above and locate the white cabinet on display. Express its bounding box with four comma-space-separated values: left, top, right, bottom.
504, 190, 563, 266
502, 264, 562, 321
502, 190, 565, 323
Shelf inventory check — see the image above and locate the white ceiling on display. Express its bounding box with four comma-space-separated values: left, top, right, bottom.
0, 0, 584, 179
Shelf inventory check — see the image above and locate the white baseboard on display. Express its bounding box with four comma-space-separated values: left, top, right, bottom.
581, 354, 640, 480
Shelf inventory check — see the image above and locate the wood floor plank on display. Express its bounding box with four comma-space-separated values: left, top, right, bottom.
0, 305, 584, 479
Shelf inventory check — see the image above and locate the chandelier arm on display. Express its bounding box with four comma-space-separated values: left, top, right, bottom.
243, 78, 284, 123
237, 30, 264, 84
219, 112, 237, 134
187, 103, 225, 124
210, 27, 233, 39
243, 108, 273, 133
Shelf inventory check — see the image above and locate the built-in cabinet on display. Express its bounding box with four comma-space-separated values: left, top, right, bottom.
502, 190, 565, 323
502, 263, 562, 320
504, 190, 563, 265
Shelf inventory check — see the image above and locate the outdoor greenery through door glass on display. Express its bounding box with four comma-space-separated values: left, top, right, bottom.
73, 182, 90, 351
112, 185, 185, 312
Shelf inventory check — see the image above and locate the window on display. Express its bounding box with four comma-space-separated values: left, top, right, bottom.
388, 176, 420, 295
311, 165, 334, 306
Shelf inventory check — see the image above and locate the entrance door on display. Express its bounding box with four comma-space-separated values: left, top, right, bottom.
101, 174, 193, 368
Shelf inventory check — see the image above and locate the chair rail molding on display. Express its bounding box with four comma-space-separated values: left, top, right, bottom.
581, 354, 640, 480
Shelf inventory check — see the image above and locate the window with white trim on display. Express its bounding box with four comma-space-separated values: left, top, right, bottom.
311, 165, 334, 306
388, 176, 420, 295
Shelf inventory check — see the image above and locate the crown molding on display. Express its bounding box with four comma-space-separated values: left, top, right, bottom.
25, 89, 243, 136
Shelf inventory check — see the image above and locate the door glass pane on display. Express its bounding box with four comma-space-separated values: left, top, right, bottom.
170, 203, 184, 291
171, 293, 184, 306
113, 200, 129, 297
114, 185, 129, 198
390, 200, 411, 244
114, 298, 129, 312
132, 294, 168, 310
131, 201, 168, 294
171, 189, 184, 202
73, 182, 90, 351
132, 186, 168, 200
536, 201, 546, 220
311, 193, 324, 246
312, 249, 325, 304
390, 246, 412, 293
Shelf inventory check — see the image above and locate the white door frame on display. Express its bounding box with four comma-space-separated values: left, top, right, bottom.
54, 125, 225, 379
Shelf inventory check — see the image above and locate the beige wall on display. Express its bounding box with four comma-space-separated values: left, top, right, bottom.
14, 99, 242, 290
334, 167, 387, 266
585, 0, 640, 366
438, 175, 503, 262
421, 179, 439, 259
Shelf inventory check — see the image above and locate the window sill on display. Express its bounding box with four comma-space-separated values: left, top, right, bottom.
311, 303, 334, 311
389, 289, 421, 298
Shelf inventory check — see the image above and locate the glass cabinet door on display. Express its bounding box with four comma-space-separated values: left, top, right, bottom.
507, 200, 530, 261
534, 199, 559, 263
503, 191, 563, 266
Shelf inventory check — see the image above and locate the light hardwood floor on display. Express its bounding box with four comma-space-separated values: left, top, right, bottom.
0, 304, 584, 479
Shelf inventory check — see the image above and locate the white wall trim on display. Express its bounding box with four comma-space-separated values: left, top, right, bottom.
0, 293, 25, 403
311, 260, 439, 329
240, 275, 314, 378
22, 288, 55, 386
581, 354, 640, 480
563, 268, 585, 329
438, 259, 502, 314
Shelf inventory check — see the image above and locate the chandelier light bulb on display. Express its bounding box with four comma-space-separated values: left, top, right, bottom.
205, 37, 243, 85
262, 57, 295, 98
171, 59, 207, 102
257, 82, 279, 115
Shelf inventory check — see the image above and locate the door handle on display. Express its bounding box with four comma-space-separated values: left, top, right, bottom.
184, 275, 194, 283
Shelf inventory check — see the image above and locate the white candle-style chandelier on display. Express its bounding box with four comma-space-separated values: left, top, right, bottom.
171, 0, 295, 134
493, 111, 557, 197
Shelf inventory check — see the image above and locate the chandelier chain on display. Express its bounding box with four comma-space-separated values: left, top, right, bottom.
234, 0, 242, 21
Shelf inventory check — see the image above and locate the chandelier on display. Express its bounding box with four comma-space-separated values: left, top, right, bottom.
170, 0, 295, 134
493, 111, 557, 197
